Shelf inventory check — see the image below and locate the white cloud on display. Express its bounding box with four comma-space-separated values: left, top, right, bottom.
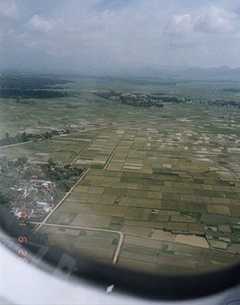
0, 0, 18, 18
1, 1, 240, 71
27, 15, 64, 33
195, 6, 235, 33
170, 14, 194, 34
168, 6, 236, 36
0, 28, 14, 44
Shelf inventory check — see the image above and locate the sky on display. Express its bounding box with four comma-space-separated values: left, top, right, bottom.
1, 0, 240, 74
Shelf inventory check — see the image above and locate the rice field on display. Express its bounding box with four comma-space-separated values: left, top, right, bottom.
1, 75, 240, 274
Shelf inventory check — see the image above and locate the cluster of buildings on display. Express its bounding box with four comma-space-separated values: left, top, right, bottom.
10, 177, 56, 220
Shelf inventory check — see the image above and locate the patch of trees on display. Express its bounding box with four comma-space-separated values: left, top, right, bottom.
0, 88, 66, 99
128, 80, 176, 86
200, 99, 240, 108
0, 189, 20, 206
0, 73, 71, 90
159, 96, 181, 103
41, 159, 84, 194
222, 88, 240, 93
0, 73, 71, 99
0, 155, 27, 170
93, 90, 120, 100
94, 90, 184, 106
0, 188, 20, 206
0, 129, 71, 148
0, 156, 29, 205
94, 91, 164, 108
0, 132, 31, 147
119, 94, 164, 108
42, 132, 52, 140
44, 159, 83, 180
94, 90, 240, 109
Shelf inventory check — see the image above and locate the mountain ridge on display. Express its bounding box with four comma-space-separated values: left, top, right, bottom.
139, 66, 240, 81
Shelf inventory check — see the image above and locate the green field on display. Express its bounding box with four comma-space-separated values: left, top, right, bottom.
1, 74, 240, 275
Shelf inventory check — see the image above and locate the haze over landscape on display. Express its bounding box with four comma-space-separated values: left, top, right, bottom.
1, 0, 240, 74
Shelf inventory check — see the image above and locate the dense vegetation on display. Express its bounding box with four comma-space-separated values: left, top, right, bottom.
222, 88, 240, 93
0, 88, 66, 99
0, 73, 71, 89
0, 132, 31, 147
0, 73, 70, 99
0, 130, 69, 147
0, 128, 77, 148
95, 90, 240, 109
0, 156, 30, 205
94, 91, 165, 107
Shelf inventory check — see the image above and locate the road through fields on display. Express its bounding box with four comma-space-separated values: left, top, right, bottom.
32, 222, 125, 265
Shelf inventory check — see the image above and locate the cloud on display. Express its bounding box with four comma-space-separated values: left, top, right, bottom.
27, 15, 63, 33
0, 28, 14, 46
168, 6, 236, 36
0, 0, 18, 18
1, 1, 240, 72
168, 14, 194, 35
160, 4, 240, 67
195, 6, 235, 33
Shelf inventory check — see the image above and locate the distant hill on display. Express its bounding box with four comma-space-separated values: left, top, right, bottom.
139, 66, 240, 81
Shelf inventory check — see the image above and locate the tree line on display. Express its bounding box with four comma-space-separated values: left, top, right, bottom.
0, 73, 71, 89
0, 132, 30, 146
0, 130, 71, 147
0, 88, 66, 99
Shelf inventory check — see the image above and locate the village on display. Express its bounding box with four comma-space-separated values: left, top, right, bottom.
0, 156, 83, 222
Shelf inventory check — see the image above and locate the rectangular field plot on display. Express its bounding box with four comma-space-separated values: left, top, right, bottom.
39, 225, 119, 263
0, 137, 90, 164
116, 232, 240, 274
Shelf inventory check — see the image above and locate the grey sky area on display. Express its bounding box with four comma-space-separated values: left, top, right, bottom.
1, 0, 240, 74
